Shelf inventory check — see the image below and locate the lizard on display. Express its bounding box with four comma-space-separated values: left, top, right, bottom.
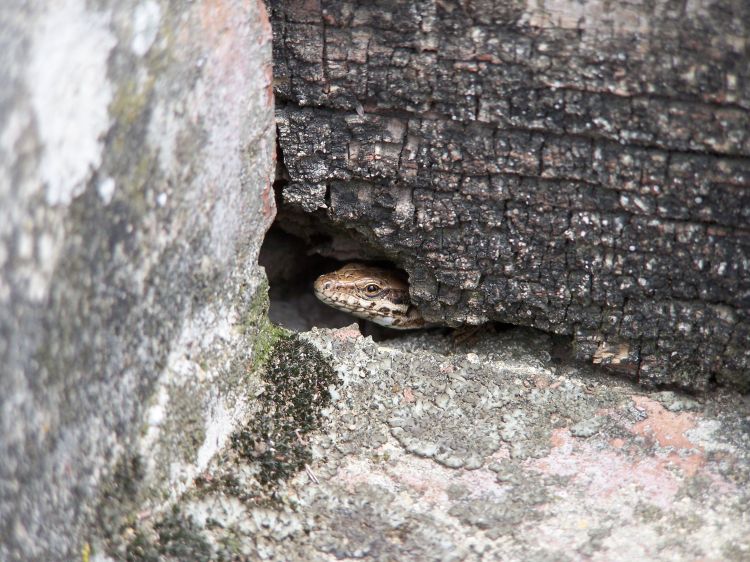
313, 263, 426, 329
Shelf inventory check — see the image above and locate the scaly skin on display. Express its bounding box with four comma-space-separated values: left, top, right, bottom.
313, 263, 425, 329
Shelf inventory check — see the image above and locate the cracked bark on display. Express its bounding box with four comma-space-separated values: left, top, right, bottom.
271, 0, 750, 391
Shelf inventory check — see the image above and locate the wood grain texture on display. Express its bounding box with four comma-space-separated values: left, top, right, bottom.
271, 0, 750, 391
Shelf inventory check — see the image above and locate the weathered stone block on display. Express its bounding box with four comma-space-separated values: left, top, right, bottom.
0, 1, 275, 559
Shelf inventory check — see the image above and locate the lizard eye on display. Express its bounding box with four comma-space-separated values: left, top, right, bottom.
365, 284, 381, 294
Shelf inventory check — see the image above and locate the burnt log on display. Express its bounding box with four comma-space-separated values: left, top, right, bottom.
271, 0, 750, 391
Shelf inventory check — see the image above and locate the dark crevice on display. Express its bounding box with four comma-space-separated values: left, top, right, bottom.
265, 133, 425, 337
259, 226, 350, 332
259, 223, 423, 341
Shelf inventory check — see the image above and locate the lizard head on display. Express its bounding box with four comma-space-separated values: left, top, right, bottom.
314, 263, 422, 328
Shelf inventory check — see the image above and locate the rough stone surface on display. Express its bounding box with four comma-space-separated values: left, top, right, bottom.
118, 326, 750, 561
0, 1, 275, 560
271, 0, 750, 391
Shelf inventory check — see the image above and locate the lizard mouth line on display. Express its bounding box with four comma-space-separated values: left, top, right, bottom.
315, 286, 397, 319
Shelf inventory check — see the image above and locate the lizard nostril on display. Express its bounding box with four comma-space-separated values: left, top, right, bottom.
323, 281, 332, 290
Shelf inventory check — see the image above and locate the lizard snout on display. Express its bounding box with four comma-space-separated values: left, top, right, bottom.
313, 275, 334, 294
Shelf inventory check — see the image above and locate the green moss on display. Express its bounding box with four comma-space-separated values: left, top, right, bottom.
230, 333, 337, 489
716, 360, 750, 393
155, 507, 213, 560
96, 455, 145, 539
239, 278, 292, 371
215, 530, 244, 558
165, 384, 207, 464
120, 281, 331, 558
241, 278, 271, 332
634, 502, 664, 523
125, 506, 212, 562
252, 320, 291, 372
371, 451, 391, 463
110, 78, 153, 126
194, 473, 260, 504
207, 278, 291, 399
105, 78, 157, 215
125, 530, 159, 562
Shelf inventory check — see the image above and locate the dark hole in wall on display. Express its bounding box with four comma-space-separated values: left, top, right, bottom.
258, 225, 411, 338
258, 226, 353, 332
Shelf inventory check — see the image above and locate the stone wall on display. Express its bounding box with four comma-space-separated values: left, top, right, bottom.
0, 1, 275, 560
